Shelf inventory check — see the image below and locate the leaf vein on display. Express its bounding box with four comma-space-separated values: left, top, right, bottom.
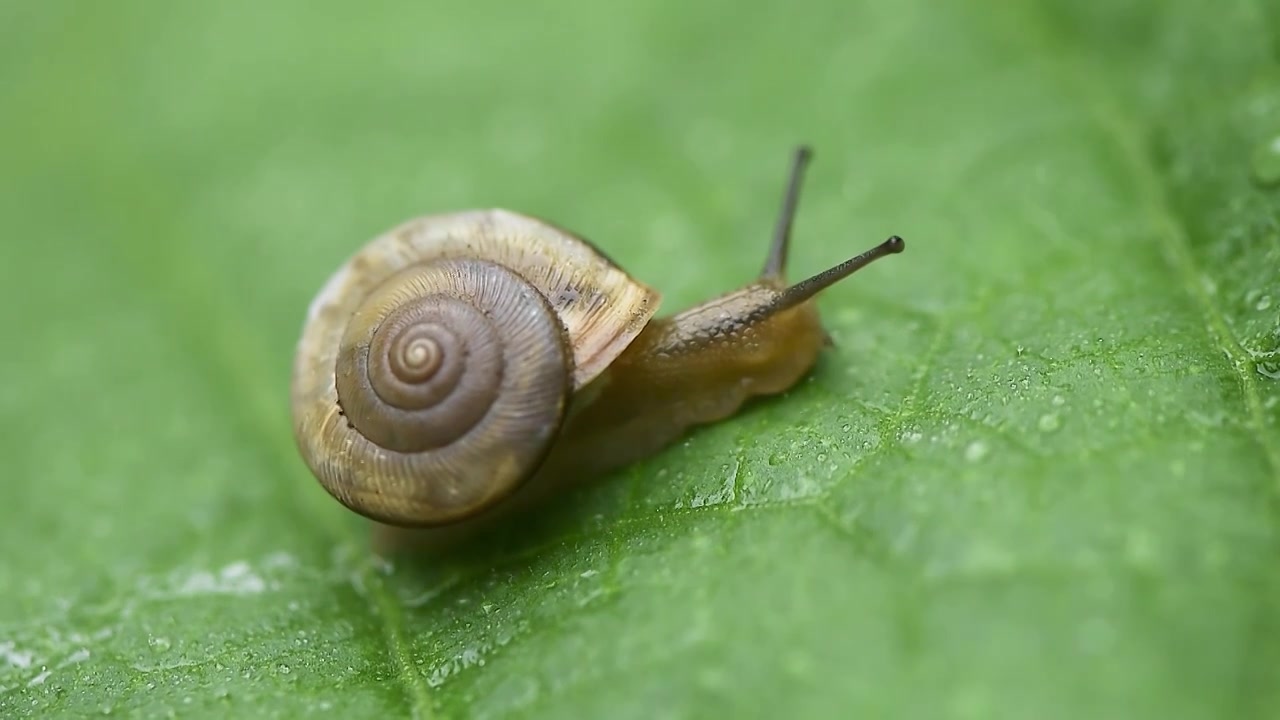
112, 236, 442, 719
366, 569, 438, 720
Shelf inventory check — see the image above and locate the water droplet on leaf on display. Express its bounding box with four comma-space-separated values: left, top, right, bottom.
964, 441, 989, 462
1037, 413, 1061, 432
1257, 361, 1280, 379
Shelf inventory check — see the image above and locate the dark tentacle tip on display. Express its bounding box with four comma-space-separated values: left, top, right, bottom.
885, 235, 905, 253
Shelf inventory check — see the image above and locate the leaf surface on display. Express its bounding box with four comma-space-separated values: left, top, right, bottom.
2, 1, 1279, 718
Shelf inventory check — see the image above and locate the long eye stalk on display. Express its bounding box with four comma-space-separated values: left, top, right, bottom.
761, 145, 813, 280
758, 145, 905, 310
773, 235, 905, 312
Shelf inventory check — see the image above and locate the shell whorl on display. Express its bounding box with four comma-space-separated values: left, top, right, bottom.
291, 209, 662, 526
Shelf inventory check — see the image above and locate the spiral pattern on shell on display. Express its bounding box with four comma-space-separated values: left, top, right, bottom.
321, 258, 573, 526
334, 268, 514, 455
291, 210, 661, 527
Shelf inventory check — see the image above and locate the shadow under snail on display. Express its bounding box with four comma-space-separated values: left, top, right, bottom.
290, 146, 904, 548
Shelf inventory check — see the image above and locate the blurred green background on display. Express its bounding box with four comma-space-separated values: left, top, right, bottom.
3, 1, 1280, 718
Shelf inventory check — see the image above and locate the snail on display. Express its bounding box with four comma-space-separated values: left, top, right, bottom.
290, 146, 904, 538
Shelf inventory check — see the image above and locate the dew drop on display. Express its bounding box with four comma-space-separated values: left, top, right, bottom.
1250, 133, 1280, 187
1257, 295, 1273, 311
1051, 394, 1066, 407
1037, 413, 1061, 433
964, 441, 989, 462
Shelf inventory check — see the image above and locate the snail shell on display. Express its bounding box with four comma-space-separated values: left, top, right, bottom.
290, 209, 660, 527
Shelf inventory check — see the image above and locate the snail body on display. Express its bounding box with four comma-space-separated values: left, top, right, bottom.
290, 147, 904, 532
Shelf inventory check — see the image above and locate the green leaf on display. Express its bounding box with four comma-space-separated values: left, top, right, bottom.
3, 1, 1279, 718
